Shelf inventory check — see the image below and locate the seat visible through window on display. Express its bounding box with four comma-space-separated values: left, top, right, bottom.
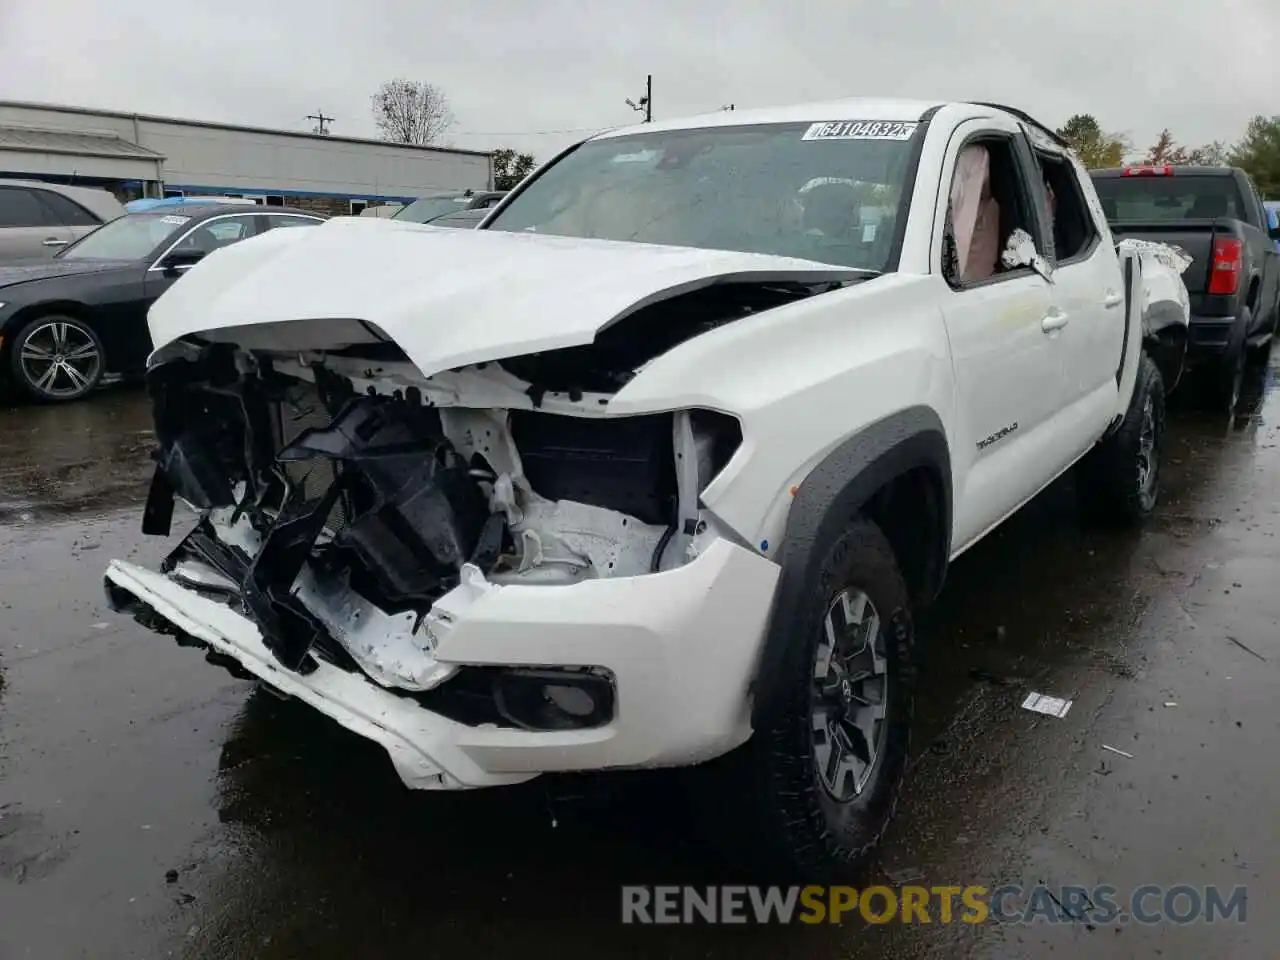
943, 136, 1042, 285
949, 144, 1001, 282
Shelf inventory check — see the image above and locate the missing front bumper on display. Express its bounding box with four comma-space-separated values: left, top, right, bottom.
106, 533, 781, 785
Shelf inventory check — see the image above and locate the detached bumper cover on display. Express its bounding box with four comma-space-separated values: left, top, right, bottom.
106, 536, 780, 789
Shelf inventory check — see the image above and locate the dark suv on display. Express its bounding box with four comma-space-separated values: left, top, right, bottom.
391, 190, 507, 224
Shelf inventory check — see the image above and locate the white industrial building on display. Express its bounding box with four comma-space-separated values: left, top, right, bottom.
0, 100, 493, 216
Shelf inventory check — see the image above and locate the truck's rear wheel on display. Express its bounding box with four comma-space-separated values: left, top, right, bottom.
1211, 308, 1251, 414
734, 517, 915, 880
1077, 352, 1165, 525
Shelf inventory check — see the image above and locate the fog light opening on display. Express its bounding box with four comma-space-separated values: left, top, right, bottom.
545, 683, 596, 717
493, 668, 615, 731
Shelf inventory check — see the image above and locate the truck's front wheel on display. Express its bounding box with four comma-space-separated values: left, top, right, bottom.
737, 517, 916, 879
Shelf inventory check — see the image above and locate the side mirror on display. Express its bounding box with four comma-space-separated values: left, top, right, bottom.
1268, 224, 1280, 242
158, 248, 205, 275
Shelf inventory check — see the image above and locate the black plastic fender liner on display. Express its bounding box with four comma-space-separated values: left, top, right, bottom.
1143, 302, 1190, 394
243, 475, 350, 673
749, 406, 951, 729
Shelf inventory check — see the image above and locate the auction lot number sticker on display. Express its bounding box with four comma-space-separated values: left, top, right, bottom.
802, 120, 919, 141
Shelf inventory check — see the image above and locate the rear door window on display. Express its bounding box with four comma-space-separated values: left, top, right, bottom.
35, 190, 102, 227
0, 187, 50, 228
267, 215, 321, 229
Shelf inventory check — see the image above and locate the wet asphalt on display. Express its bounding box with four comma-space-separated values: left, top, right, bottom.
0, 363, 1277, 959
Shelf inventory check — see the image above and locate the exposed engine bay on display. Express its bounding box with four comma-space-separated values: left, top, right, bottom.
139, 330, 747, 710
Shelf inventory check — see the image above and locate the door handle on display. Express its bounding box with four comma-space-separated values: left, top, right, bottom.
41, 238, 68, 247
1042, 311, 1070, 333
1103, 292, 1124, 309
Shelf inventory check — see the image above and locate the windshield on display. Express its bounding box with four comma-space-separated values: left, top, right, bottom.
1092, 175, 1247, 222
60, 213, 193, 261
393, 196, 472, 223
483, 121, 920, 270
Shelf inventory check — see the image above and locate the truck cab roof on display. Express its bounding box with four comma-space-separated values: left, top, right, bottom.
593, 99, 1064, 148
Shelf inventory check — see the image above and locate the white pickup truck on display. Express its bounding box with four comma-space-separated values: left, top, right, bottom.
105, 98, 1190, 878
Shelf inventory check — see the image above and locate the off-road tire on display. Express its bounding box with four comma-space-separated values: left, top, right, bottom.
1077, 352, 1165, 525
1209, 308, 1250, 414
1246, 304, 1276, 367
731, 516, 916, 881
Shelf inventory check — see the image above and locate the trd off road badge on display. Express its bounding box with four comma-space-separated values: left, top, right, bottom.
801, 120, 920, 142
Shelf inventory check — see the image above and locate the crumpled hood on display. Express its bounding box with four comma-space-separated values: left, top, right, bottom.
0, 259, 126, 290
147, 216, 863, 378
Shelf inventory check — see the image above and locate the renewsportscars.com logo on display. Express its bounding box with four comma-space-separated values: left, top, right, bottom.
621, 884, 1248, 925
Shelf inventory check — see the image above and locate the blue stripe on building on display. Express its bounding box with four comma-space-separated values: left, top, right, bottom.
163, 183, 419, 203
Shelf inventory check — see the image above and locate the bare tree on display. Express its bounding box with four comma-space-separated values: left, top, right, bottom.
371, 79, 455, 145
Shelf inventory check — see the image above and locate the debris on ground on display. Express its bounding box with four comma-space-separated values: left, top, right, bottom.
1101, 744, 1135, 759
1163, 701, 1178, 708
1021, 692, 1073, 718
1225, 635, 1268, 661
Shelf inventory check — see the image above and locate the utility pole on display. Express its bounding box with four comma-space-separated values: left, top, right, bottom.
625, 76, 652, 123
306, 110, 334, 135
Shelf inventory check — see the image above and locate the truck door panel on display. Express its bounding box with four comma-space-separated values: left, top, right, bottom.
932, 120, 1067, 551
1024, 140, 1125, 465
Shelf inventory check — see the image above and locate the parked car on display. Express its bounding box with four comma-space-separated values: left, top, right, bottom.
1091, 165, 1280, 410
0, 179, 126, 262
359, 203, 404, 219
107, 99, 1190, 879
392, 190, 506, 223
125, 196, 260, 213
0, 204, 323, 402
426, 207, 490, 229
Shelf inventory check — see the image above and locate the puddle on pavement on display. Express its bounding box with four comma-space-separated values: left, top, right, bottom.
0, 386, 155, 524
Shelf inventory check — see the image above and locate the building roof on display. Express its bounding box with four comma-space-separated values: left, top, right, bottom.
0, 99, 491, 158
0, 124, 164, 161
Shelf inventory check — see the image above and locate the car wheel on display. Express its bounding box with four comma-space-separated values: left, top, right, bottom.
1076, 352, 1165, 525
733, 517, 915, 880
9, 315, 104, 403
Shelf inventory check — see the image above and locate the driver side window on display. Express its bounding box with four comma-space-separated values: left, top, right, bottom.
941, 135, 1039, 287
173, 217, 254, 255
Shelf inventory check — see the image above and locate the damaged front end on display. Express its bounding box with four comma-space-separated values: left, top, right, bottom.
113, 335, 747, 735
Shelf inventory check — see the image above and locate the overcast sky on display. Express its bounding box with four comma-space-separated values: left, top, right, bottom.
0, 0, 1275, 160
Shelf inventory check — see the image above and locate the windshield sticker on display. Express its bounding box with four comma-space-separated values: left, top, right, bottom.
158, 215, 191, 225
802, 121, 919, 142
